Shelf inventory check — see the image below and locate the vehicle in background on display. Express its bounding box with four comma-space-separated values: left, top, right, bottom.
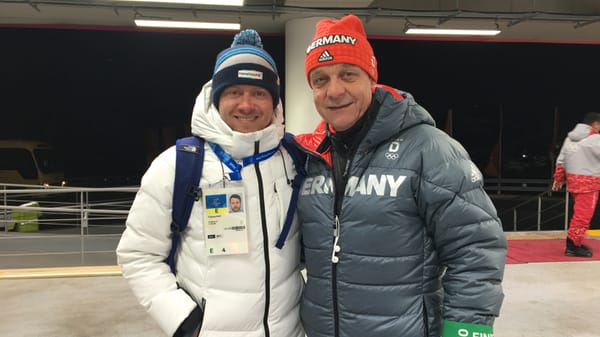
0, 140, 66, 187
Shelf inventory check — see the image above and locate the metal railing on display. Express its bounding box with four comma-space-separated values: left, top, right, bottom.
0, 180, 573, 268
482, 178, 570, 231
493, 189, 569, 232
0, 183, 138, 269
484, 178, 554, 194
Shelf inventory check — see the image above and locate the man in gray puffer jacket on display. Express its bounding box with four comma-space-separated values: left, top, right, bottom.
295, 14, 507, 337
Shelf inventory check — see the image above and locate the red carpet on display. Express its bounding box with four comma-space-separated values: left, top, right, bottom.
506, 238, 600, 264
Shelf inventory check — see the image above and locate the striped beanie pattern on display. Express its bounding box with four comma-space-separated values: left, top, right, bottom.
212, 29, 280, 108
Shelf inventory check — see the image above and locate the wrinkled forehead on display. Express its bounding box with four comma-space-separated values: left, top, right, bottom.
309, 63, 366, 77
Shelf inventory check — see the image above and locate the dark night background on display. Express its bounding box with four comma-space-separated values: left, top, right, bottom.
2, 26, 599, 186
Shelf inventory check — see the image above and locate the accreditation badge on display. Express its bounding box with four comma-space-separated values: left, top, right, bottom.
202, 186, 249, 256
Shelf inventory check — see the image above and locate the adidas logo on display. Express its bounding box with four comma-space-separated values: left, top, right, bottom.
318, 50, 333, 62
470, 162, 482, 183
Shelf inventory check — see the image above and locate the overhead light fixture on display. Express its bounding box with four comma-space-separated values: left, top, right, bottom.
135, 19, 241, 30
405, 28, 501, 36
121, 0, 243, 5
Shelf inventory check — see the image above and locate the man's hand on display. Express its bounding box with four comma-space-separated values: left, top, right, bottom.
174, 306, 203, 337
552, 180, 564, 191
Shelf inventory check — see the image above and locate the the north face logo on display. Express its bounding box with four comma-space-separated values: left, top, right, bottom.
318, 50, 333, 62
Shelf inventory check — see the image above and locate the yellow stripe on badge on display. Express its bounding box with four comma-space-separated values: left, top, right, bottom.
206, 207, 228, 215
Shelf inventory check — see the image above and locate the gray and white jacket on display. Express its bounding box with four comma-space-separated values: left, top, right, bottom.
554, 123, 600, 193
294, 86, 506, 337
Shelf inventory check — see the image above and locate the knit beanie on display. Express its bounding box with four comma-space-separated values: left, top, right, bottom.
212, 29, 280, 108
305, 14, 378, 85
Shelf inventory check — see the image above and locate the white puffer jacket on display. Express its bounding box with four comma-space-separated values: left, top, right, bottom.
117, 80, 304, 337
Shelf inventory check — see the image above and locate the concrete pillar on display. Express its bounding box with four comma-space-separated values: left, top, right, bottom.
284, 17, 326, 134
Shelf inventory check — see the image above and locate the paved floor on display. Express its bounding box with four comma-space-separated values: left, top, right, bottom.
497, 261, 600, 337
2, 234, 600, 337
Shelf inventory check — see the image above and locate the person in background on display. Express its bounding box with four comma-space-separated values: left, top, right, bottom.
117, 29, 304, 337
552, 112, 600, 257
294, 14, 507, 337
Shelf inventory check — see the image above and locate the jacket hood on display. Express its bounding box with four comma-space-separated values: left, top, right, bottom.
190, 80, 285, 159
364, 86, 435, 150
295, 86, 435, 155
568, 123, 595, 142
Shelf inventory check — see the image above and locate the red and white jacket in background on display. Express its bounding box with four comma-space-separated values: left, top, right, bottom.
554, 123, 600, 193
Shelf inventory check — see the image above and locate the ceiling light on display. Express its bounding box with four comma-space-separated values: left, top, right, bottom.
405, 28, 501, 36
135, 19, 241, 30
121, 0, 243, 5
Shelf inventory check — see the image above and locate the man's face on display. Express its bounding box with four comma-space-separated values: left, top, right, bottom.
308, 63, 375, 132
230, 197, 241, 212
218, 84, 274, 133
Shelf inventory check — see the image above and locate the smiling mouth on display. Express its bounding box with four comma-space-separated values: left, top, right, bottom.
329, 102, 352, 110
236, 116, 258, 121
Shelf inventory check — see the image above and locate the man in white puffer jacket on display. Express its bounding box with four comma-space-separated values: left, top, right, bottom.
117, 30, 304, 337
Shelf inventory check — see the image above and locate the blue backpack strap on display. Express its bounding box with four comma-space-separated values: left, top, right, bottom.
276, 132, 306, 249
166, 136, 205, 274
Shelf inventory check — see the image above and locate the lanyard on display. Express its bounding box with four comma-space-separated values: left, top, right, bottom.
208, 142, 279, 181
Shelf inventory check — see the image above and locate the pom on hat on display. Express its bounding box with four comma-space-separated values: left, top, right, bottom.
231, 29, 264, 49
212, 29, 280, 108
305, 14, 378, 85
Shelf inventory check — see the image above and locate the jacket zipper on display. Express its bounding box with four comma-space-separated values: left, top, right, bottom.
331, 215, 340, 337
254, 141, 271, 337
422, 297, 429, 337
301, 138, 347, 337
331, 158, 350, 337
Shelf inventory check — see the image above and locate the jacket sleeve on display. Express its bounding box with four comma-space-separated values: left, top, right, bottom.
553, 139, 567, 182
553, 164, 566, 182
417, 132, 507, 328
116, 147, 197, 337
